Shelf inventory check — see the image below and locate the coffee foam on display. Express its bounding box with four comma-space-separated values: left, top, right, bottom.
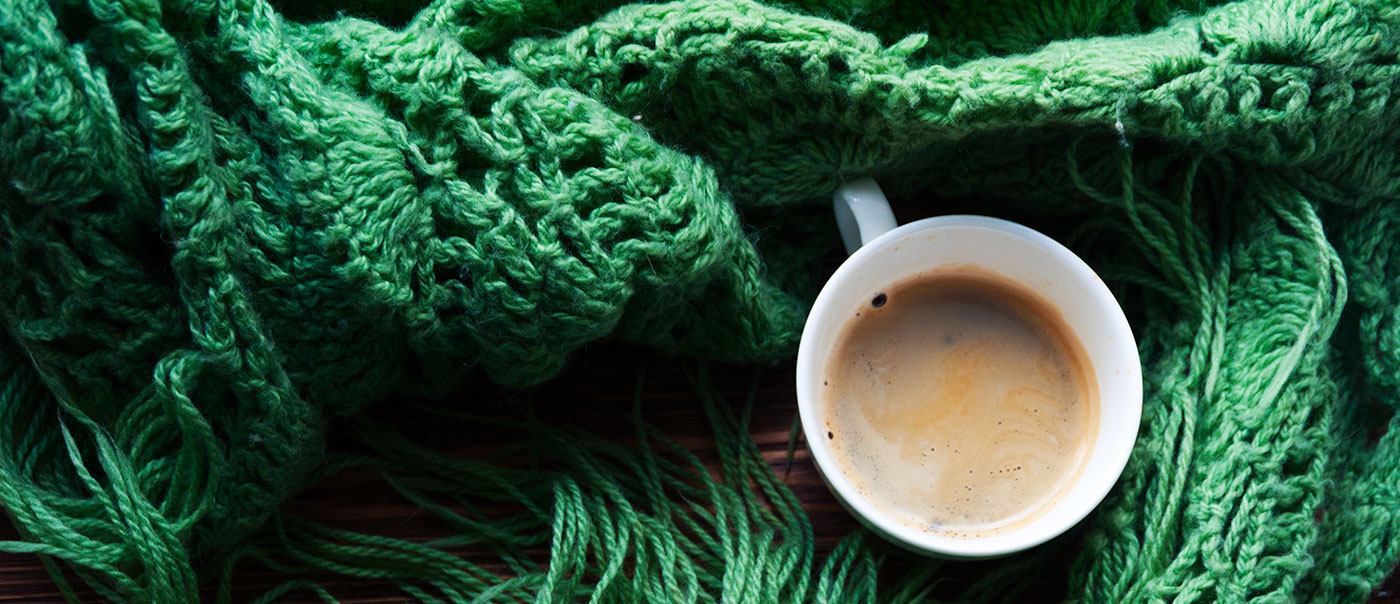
821, 268, 1098, 538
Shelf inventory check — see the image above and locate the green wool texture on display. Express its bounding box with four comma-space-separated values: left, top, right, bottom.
3, 0, 1400, 601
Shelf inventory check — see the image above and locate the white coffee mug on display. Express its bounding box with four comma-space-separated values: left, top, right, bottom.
796, 178, 1142, 559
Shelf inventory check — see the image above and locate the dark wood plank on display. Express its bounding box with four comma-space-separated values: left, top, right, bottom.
3, 344, 1399, 602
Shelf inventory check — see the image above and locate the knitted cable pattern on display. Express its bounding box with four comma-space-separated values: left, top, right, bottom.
3, 0, 1400, 601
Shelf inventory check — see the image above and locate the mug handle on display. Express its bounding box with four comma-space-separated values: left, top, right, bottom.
833, 178, 898, 255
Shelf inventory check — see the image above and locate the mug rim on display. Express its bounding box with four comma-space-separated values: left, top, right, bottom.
795, 214, 1142, 558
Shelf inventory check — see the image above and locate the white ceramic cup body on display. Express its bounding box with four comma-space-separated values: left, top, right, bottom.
796, 179, 1142, 559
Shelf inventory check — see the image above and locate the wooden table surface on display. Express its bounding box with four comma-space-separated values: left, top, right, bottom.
3, 344, 1398, 602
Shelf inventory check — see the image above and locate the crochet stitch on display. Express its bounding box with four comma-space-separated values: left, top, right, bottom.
2, 0, 1400, 601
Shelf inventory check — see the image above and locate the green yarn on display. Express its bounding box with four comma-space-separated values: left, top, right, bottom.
3, 0, 1400, 601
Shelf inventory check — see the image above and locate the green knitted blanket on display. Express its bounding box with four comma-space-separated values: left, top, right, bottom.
4, 0, 1400, 601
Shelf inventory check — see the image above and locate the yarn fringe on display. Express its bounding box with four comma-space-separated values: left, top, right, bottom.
209, 364, 1056, 603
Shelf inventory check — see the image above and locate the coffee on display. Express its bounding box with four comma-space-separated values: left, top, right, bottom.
821, 267, 1097, 537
